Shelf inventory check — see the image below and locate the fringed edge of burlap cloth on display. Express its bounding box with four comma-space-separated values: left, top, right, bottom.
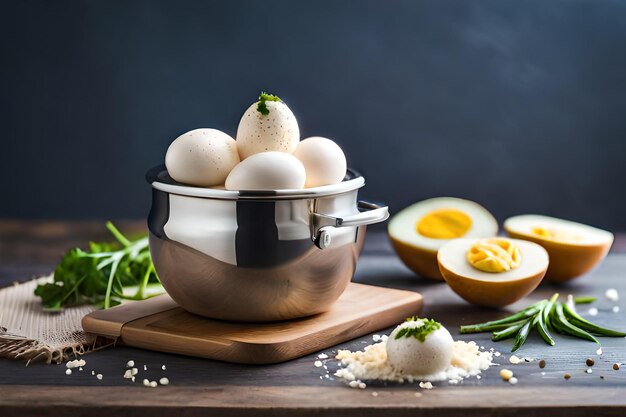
0, 328, 116, 365
0, 276, 116, 365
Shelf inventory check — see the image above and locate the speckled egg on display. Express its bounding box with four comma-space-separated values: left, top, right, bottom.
386, 321, 454, 375
236, 101, 300, 159
225, 151, 306, 190
165, 128, 239, 187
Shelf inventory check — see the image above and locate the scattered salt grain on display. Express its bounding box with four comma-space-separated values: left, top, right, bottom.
508, 377, 518, 385
588, 308, 598, 316
419, 381, 433, 390
586, 368, 593, 374
143, 365, 147, 371
131, 376, 135, 383
372, 334, 383, 342
91, 370, 95, 376
613, 306, 620, 313
476, 375, 481, 380
66, 359, 85, 369
541, 372, 546, 376
318, 353, 329, 359
597, 347, 603, 355
96, 374, 103, 380
159, 377, 169, 386
606, 289, 619, 302
126, 360, 135, 368
65, 369, 72, 375
161, 365, 167, 371
131, 368, 138, 376
334, 337, 492, 385
314, 360, 323, 367
494, 352, 501, 357
334, 368, 355, 381
448, 379, 459, 385
509, 355, 522, 364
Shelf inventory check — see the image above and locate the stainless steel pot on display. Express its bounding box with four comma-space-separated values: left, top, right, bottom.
146, 165, 389, 322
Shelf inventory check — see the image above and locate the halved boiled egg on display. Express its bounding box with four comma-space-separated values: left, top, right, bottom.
438, 237, 548, 307
504, 215, 614, 283
388, 198, 498, 280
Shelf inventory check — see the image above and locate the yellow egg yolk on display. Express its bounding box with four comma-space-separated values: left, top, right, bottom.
531, 227, 582, 243
467, 238, 522, 273
416, 209, 472, 239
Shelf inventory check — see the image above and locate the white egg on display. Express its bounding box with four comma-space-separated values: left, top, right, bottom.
165, 128, 239, 187
225, 151, 306, 190
236, 100, 300, 159
386, 321, 454, 375
294, 136, 347, 188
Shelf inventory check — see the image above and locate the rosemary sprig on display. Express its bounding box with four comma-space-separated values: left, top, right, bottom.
460, 294, 626, 352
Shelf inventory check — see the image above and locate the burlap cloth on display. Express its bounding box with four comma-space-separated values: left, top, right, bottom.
0, 275, 101, 364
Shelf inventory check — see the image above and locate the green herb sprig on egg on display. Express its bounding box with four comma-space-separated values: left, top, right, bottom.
394, 317, 442, 342
256, 92, 281, 115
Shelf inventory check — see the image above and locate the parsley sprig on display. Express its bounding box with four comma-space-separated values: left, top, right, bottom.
256, 91, 281, 115
394, 317, 442, 342
34, 222, 164, 311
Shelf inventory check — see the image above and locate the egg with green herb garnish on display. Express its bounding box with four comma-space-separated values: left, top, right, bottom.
386, 317, 454, 375
294, 136, 347, 187
236, 92, 300, 160
165, 128, 240, 187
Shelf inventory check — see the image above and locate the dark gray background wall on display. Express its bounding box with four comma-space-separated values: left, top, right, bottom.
2, 0, 626, 230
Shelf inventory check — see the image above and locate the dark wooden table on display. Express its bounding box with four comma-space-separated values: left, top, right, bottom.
1, 220, 626, 416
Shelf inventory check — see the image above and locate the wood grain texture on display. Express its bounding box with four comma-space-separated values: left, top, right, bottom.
1, 220, 626, 417
83, 283, 423, 364
2, 385, 626, 417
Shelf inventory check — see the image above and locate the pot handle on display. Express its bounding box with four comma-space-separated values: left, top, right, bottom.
312, 201, 390, 249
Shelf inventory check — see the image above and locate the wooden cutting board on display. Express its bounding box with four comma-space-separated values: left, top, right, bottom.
82, 283, 422, 364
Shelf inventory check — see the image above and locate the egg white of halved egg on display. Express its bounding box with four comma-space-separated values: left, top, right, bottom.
388, 197, 498, 280
504, 214, 613, 282
438, 237, 549, 307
